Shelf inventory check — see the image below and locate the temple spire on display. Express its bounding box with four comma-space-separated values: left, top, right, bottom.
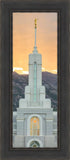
34, 18, 37, 47
33, 18, 38, 54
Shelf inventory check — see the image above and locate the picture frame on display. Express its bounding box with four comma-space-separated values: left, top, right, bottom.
0, 0, 70, 159
12, 12, 58, 149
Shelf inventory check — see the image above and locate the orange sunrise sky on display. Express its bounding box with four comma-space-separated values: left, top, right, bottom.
13, 12, 57, 74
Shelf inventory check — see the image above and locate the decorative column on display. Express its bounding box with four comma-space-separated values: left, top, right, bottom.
46, 118, 53, 135
16, 112, 25, 135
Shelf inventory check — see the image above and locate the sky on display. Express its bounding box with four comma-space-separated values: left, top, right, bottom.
13, 12, 57, 74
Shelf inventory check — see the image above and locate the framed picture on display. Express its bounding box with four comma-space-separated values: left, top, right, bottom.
12, 12, 58, 149
0, 0, 70, 159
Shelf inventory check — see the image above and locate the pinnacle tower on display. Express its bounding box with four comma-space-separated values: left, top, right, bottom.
33, 18, 38, 54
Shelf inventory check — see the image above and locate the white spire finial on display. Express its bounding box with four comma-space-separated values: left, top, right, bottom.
35, 18, 37, 29
33, 18, 38, 54
34, 18, 37, 47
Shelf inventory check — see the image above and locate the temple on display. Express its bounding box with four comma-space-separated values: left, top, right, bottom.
13, 19, 57, 148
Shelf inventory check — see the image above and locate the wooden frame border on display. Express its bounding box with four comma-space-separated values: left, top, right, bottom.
0, 0, 70, 160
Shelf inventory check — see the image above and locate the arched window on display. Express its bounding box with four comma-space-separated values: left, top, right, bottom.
30, 141, 40, 148
30, 117, 40, 136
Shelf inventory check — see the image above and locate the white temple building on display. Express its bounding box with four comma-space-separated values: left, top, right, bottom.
13, 19, 57, 148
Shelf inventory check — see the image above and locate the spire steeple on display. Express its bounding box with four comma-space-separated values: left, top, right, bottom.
33, 18, 38, 54
34, 18, 37, 47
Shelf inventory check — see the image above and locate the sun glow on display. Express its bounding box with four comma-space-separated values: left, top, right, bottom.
42, 67, 57, 74
50, 70, 57, 74
13, 67, 57, 75
13, 13, 57, 75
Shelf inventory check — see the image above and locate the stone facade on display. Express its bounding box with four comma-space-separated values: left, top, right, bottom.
13, 20, 57, 148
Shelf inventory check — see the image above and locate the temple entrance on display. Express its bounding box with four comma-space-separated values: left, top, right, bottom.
30, 141, 40, 148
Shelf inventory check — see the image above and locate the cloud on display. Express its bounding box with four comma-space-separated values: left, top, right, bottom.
42, 67, 45, 71
13, 67, 29, 75
51, 70, 57, 74
22, 71, 29, 74
13, 67, 23, 71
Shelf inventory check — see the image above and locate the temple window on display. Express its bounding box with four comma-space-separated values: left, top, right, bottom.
30, 117, 40, 136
